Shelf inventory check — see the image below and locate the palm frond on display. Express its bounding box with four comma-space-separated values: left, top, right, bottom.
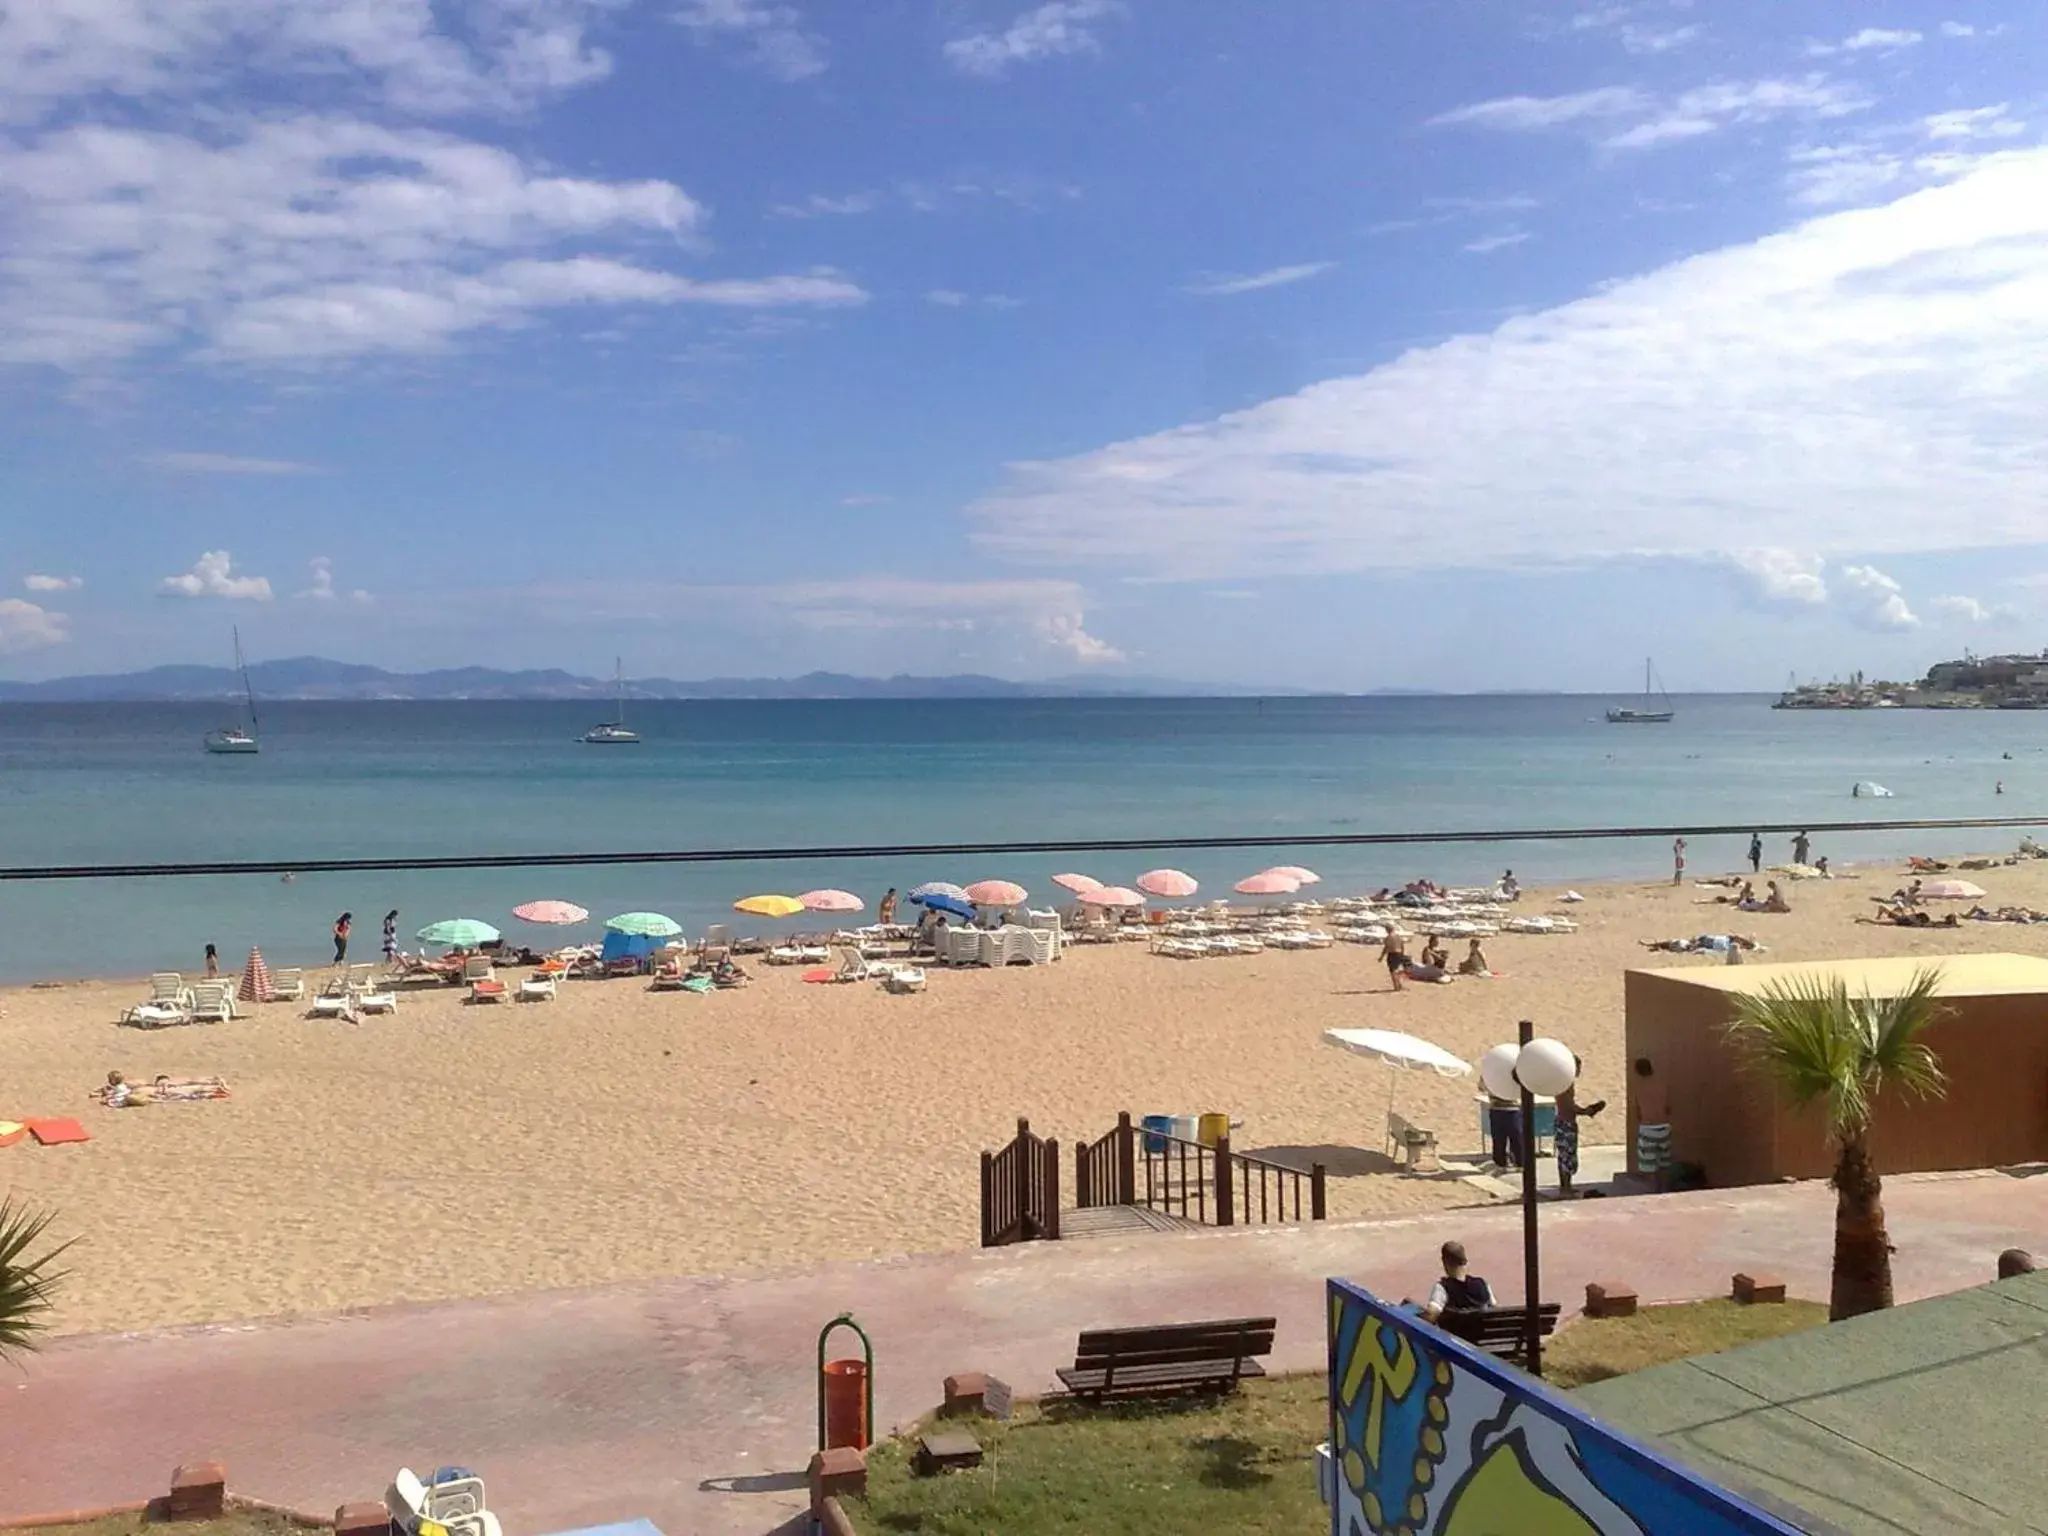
1723, 968, 1950, 1141
0, 1199, 74, 1363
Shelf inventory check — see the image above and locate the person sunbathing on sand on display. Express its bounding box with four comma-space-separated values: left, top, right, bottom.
1419, 936, 1448, 971
1457, 937, 1492, 975
97, 1070, 146, 1107
1761, 881, 1791, 914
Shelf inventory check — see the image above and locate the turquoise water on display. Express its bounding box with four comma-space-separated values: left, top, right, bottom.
1, 695, 2042, 981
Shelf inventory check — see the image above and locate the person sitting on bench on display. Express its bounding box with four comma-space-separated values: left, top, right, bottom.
1422, 1240, 1495, 1321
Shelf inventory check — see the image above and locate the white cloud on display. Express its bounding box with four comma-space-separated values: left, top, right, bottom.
1725, 549, 1828, 608
299, 556, 342, 601
156, 550, 273, 601
1621, 24, 1701, 54
926, 289, 1023, 309
1462, 230, 1530, 255
1928, 593, 1994, 623
146, 451, 320, 476
23, 573, 83, 591
673, 0, 827, 82
769, 192, 880, 219
0, 598, 70, 653
839, 493, 891, 507
963, 151, 2048, 584
1429, 86, 1649, 132
944, 0, 1120, 78
0, 120, 864, 370
1787, 105, 2028, 207
1810, 28, 1923, 56
1432, 77, 1869, 152
1038, 611, 1124, 664
0, 0, 622, 124
1940, 22, 1976, 38
1836, 564, 1919, 630
1184, 263, 1335, 297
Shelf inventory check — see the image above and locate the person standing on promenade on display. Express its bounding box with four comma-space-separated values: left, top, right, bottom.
1672, 837, 1686, 886
1554, 1053, 1606, 1197
333, 911, 352, 964
1630, 1057, 1672, 1193
1792, 830, 1811, 866
1748, 832, 1762, 873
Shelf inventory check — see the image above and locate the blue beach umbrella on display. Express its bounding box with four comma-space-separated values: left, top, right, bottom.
910, 891, 975, 922
908, 881, 970, 902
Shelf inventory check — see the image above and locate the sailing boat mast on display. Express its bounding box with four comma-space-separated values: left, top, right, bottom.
237, 627, 259, 736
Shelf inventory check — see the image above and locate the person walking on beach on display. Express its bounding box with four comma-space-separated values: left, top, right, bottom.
1747, 833, 1762, 873
203, 942, 219, 979
1792, 830, 1811, 867
1380, 926, 1410, 991
381, 909, 399, 965
1672, 837, 1686, 886
333, 911, 352, 964
878, 888, 898, 925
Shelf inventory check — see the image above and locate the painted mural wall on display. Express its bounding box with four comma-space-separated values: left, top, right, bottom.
1326, 1279, 1804, 1536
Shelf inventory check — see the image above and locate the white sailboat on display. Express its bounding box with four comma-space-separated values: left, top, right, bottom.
203, 628, 261, 754
582, 659, 641, 744
1606, 657, 1675, 724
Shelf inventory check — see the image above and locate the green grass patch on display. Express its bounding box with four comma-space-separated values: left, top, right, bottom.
852, 1298, 1828, 1532
854, 1374, 1329, 1535
27, 1515, 302, 1536
1547, 1298, 1830, 1389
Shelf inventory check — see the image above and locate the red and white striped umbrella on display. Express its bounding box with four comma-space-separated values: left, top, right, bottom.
965, 879, 1029, 907
513, 900, 589, 925
1235, 871, 1301, 896
1263, 865, 1321, 885
799, 889, 865, 913
1136, 868, 1199, 899
238, 947, 271, 1004
1079, 886, 1147, 907
1052, 872, 1104, 894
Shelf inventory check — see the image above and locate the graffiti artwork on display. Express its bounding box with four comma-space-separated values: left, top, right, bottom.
1327, 1280, 1804, 1536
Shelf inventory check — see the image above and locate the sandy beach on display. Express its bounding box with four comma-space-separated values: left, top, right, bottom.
6, 851, 2048, 1337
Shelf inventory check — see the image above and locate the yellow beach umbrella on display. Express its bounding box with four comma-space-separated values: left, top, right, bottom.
734, 893, 806, 918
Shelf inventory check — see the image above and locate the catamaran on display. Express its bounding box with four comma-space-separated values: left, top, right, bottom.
1606, 658, 1675, 724
203, 628, 261, 754
581, 659, 641, 744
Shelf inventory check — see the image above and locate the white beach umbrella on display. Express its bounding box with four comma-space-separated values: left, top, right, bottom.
1325, 1027, 1473, 1131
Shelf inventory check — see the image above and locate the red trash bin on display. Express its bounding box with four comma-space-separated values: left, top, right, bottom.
822, 1357, 870, 1450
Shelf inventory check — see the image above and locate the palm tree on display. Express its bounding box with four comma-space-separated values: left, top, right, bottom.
0, 1199, 72, 1364
1724, 968, 1948, 1321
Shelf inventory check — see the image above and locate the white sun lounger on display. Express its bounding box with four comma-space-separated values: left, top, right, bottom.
518, 972, 558, 1001
356, 987, 398, 1014
124, 1000, 191, 1029
267, 968, 305, 1002
190, 981, 236, 1023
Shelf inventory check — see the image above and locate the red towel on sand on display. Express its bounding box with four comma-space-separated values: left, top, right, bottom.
27, 1118, 91, 1146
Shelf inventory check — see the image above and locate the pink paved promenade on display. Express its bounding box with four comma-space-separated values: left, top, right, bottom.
4, 1171, 2045, 1536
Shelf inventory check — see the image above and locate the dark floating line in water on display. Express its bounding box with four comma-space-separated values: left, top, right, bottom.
5, 816, 2047, 881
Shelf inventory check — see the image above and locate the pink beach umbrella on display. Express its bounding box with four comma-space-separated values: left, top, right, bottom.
799, 888, 865, 913
1136, 868, 1199, 899
1263, 865, 1321, 886
1234, 871, 1301, 896
513, 900, 590, 925
1052, 872, 1104, 894
1079, 885, 1148, 907
965, 879, 1029, 908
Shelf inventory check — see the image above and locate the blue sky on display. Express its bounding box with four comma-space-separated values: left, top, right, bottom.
2, 0, 2044, 690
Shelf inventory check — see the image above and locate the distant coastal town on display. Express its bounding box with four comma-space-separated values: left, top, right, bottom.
1775, 650, 2048, 710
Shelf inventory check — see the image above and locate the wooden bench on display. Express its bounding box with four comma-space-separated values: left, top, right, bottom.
1385, 1111, 1439, 1171
1436, 1303, 1562, 1366
1055, 1317, 1276, 1399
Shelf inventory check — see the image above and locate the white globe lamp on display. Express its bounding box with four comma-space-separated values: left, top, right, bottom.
1478, 1043, 1522, 1102
1515, 1037, 1579, 1099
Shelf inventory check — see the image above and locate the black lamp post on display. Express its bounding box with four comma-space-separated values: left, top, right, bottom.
1486, 1019, 1580, 1380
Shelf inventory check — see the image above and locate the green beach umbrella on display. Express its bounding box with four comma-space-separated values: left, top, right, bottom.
417, 917, 501, 947
605, 911, 683, 938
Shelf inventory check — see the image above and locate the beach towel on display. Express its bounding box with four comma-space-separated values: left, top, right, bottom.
681, 975, 714, 995
27, 1117, 91, 1146
801, 966, 835, 983
0, 1121, 27, 1148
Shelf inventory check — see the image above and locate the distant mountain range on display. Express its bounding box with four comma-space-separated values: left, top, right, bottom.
0, 658, 1331, 702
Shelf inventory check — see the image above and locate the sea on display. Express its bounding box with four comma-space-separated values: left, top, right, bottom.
0, 694, 2041, 983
